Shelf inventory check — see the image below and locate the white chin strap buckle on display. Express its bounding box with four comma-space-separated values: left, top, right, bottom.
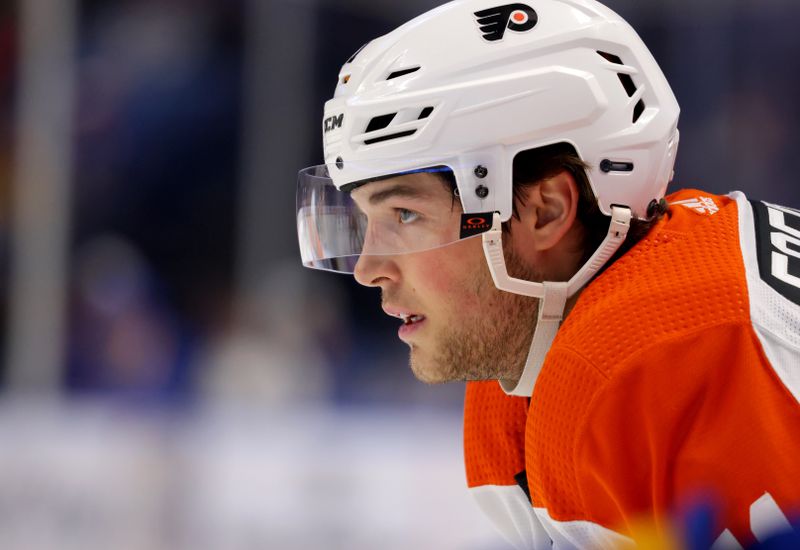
481, 206, 632, 397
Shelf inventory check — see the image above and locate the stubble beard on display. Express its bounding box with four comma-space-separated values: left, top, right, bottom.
410, 248, 541, 384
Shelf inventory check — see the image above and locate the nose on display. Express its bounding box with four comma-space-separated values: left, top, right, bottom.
353, 253, 400, 288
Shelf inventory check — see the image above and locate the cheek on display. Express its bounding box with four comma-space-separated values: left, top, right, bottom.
408, 241, 487, 311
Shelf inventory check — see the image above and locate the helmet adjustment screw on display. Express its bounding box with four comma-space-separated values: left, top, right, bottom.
600, 159, 613, 173
474, 165, 488, 179
475, 185, 489, 199
647, 198, 669, 219
646, 199, 659, 218
336, 156, 344, 170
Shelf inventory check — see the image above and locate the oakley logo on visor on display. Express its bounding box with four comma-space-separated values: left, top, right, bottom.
474, 3, 538, 42
460, 213, 494, 239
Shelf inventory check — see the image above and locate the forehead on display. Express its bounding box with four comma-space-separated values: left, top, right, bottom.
350, 171, 453, 207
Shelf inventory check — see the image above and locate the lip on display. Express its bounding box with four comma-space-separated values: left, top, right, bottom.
382, 305, 427, 341
398, 317, 426, 341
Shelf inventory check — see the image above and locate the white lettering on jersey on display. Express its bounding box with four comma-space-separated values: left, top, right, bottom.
711, 493, 794, 549
750, 492, 793, 542
672, 197, 720, 215
766, 204, 800, 290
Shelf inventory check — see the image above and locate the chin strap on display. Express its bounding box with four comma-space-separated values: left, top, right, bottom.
482, 206, 632, 397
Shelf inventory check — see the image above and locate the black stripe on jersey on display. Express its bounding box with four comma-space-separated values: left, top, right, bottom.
750, 200, 800, 306
514, 469, 532, 504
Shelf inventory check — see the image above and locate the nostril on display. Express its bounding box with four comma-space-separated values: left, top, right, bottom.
353, 255, 380, 287
353, 254, 399, 288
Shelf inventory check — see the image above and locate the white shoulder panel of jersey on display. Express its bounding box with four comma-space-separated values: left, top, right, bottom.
470, 485, 632, 549
470, 485, 551, 549
733, 192, 800, 404
532, 506, 633, 550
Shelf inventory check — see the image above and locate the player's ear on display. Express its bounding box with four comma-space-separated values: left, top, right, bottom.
516, 169, 580, 251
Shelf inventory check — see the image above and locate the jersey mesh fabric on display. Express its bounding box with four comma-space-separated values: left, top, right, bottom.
464, 381, 528, 487
465, 189, 800, 546
528, 190, 749, 533
527, 347, 606, 516
570, 322, 800, 544
554, 191, 746, 376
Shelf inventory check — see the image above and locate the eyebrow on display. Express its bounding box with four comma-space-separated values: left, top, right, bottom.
367, 184, 431, 206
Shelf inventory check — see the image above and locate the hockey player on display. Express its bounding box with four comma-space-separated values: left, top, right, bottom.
296, 0, 800, 547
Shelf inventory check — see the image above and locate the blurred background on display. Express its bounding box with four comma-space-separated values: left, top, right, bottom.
1, 0, 799, 548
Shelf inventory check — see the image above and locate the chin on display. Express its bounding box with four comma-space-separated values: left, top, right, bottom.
408, 350, 451, 385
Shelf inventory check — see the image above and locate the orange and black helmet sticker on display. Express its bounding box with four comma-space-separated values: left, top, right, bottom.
474, 3, 538, 42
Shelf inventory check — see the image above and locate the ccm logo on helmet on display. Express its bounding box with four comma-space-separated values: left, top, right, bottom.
324, 113, 344, 134
474, 3, 538, 42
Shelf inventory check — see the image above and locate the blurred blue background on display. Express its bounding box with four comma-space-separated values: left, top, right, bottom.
1, 0, 799, 547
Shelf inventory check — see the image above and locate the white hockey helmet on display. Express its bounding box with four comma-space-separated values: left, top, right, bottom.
297, 0, 679, 272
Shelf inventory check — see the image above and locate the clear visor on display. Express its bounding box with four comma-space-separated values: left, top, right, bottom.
297, 163, 494, 273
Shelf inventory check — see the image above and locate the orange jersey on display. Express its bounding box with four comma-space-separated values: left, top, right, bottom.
464, 190, 800, 548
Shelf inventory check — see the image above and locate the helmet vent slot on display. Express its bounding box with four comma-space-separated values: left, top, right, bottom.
365, 113, 397, 133
597, 51, 646, 124
617, 73, 637, 97
633, 100, 645, 123
597, 51, 623, 65
387, 67, 420, 80
418, 106, 434, 120
364, 130, 417, 145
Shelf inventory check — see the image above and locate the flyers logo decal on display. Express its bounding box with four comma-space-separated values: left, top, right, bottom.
474, 3, 538, 42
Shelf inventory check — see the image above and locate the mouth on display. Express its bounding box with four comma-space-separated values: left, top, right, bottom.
384, 307, 426, 324
383, 307, 427, 340
398, 313, 426, 326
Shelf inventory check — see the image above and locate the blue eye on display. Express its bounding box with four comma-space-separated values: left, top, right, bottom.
398, 209, 420, 224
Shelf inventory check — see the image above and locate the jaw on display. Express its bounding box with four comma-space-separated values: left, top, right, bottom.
405, 332, 444, 384
406, 326, 463, 384
408, 349, 447, 384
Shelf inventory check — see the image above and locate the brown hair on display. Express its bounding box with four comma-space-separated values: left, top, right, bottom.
508, 143, 666, 268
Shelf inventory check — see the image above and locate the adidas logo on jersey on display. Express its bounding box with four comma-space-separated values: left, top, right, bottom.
672, 196, 720, 215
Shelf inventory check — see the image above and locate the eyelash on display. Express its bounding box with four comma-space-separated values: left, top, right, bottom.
397, 208, 420, 224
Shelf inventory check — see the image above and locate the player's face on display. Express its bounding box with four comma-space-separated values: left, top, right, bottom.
351, 173, 540, 383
